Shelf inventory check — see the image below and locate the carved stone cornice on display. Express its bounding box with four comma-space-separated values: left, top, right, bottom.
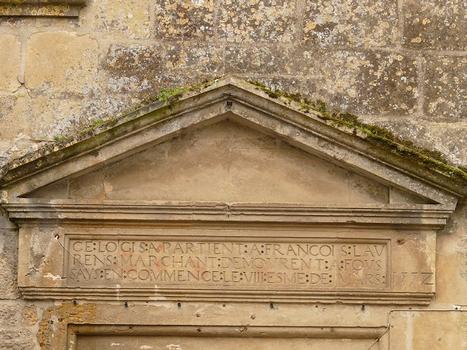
4, 200, 453, 229
0, 0, 86, 17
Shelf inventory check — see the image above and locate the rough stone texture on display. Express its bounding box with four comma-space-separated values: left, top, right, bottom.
0, 215, 18, 299
219, 0, 296, 43
0, 0, 85, 18
0, 34, 21, 92
24, 32, 98, 94
225, 45, 295, 75
303, 0, 398, 48
102, 42, 223, 96
154, 0, 215, 39
0, 94, 33, 174
390, 310, 467, 349
102, 43, 165, 94
436, 200, 467, 304
361, 118, 467, 167
402, 0, 466, 50
302, 50, 418, 115
0, 329, 35, 350
424, 56, 466, 120
85, 0, 151, 39
0, 0, 463, 170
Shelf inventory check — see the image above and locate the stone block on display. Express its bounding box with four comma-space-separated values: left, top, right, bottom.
0, 329, 35, 350
300, 50, 418, 115
101, 43, 164, 94
163, 42, 223, 74
0, 302, 37, 327
402, 0, 466, 50
154, 0, 215, 39
29, 94, 83, 140
83, 0, 151, 39
436, 200, 467, 304
225, 45, 295, 75
24, 32, 98, 93
0, 222, 19, 298
390, 311, 467, 349
424, 56, 466, 121
0, 94, 32, 143
0, 303, 21, 327
102, 43, 223, 95
358, 118, 467, 167
219, 0, 296, 42
303, 0, 398, 48
0, 16, 28, 30
0, 34, 21, 92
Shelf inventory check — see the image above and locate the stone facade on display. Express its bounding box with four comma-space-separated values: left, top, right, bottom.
0, 1, 466, 349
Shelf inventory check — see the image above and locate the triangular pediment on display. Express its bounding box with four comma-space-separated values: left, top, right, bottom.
28, 119, 413, 205
0, 77, 465, 212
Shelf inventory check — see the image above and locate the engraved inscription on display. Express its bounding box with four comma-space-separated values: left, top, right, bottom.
66, 238, 388, 290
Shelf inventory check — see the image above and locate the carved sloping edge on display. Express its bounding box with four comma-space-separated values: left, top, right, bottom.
0, 77, 464, 210
0, 0, 86, 17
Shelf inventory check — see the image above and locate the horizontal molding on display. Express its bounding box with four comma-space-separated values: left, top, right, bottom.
4, 201, 452, 227
69, 324, 388, 339
20, 286, 433, 305
0, 0, 86, 17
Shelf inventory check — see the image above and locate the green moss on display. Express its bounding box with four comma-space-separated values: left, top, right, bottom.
154, 77, 221, 105
53, 135, 67, 143
248, 80, 467, 182
4, 76, 465, 187
156, 86, 189, 103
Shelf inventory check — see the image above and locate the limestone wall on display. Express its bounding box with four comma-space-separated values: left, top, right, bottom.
0, 1, 465, 349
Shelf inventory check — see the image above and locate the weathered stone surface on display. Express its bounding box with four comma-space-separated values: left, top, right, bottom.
402, 0, 466, 50
245, 76, 304, 96
34, 120, 390, 204
163, 42, 223, 74
77, 331, 378, 349
24, 32, 98, 93
0, 328, 35, 350
219, 0, 296, 42
36, 302, 390, 349
102, 42, 222, 95
301, 50, 418, 115
0, 215, 18, 298
4, 80, 458, 314
225, 45, 295, 74
0, 16, 28, 29
84, 0, 151, 38
0, 302, 37, 327
303, 0, 398, 48
154, 0, 215, 39
0, 34, 21, 92
0, 0, 85, 17
102, 43, 164, 93
434, 200, 467, 304
0, 303, 21, 327
390, 310, 467, 349
424, 56, 466, 120
360, 117, 467, 166
0, 95, 32, 151
29, 94, 83, 140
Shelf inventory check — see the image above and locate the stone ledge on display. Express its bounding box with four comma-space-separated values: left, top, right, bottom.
0, 0, 86, 17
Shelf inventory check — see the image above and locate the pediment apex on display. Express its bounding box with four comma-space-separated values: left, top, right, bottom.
0, 76, 465, 207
